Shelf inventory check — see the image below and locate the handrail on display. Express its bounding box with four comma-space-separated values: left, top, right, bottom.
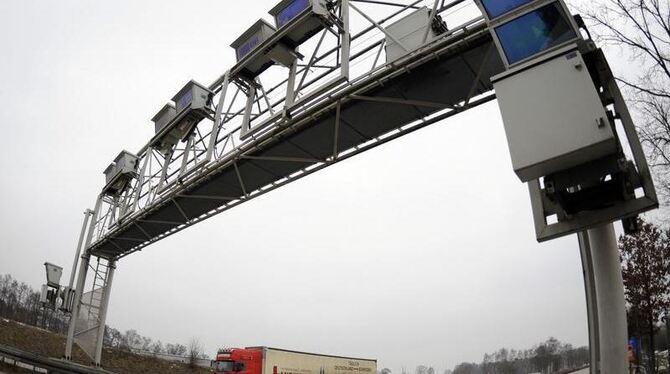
0, 344, 116, 374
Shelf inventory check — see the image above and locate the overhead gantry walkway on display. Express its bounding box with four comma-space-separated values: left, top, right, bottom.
87, 1, 505, 261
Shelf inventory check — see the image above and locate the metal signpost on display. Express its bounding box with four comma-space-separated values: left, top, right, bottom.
45, 0, 656, 370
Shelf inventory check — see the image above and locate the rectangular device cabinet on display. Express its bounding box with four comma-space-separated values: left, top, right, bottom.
173, 80, 212, 114
103, 150, 139, 194
40, 285, 50, 305
492, 45, 617, 182
231, 20, 281, 78
59, 286, 75, 313
385, 7, 444, 63
151, 103, 180, 153
150, 80, 213, 154
233, 20, 276, 61
269, 0, 329, 48
44, 262, 63, 288
168, 80, 213, 142
151, 103, 177, 135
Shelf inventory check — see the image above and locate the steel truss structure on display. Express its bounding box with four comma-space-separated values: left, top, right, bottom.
86, 0, 504, 260
66, 1, 506, 363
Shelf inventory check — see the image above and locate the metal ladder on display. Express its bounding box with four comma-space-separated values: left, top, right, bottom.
72, 255, 110, 347
84, 256, 110, 327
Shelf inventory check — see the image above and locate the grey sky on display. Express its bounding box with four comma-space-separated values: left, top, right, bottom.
0, 0, 638, 372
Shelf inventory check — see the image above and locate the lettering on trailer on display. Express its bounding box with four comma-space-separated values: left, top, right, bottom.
280, 368, 313, 374
335, 362, 372, 372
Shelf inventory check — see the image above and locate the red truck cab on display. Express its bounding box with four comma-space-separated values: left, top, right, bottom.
213, 348, 263, 374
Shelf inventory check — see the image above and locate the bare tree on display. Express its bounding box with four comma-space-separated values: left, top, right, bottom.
121, 329, 142, 351
151, 340, 164, 355
188, 337, 204, 368
0, 273, 67, 332
583, 0, 670, 199
414, 365, 428, 374
0, 272, 204, 365
141, 336, 153, 351
451, 337, 589, 373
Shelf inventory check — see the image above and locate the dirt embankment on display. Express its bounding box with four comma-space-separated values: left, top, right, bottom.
0, 318, 210, 373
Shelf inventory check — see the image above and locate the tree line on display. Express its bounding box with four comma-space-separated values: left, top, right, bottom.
0, 273, 206, 360
102, 326, 208, 362
0, 273, 68, 333
447, 337, 589, 374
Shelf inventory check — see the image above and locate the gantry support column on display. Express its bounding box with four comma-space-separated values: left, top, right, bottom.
65, 252, 90, 359
94, 260, 116, 366
65, 195, 102, 360
578, 231, 600, 374
586, 223, 628, 374
68, 210, 93, 289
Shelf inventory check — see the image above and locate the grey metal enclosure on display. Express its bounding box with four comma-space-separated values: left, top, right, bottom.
385, 7, 444, 63
149, 81, 214, 155
269, 0, 330, 48
102, 150, 139, 194
231, 19, 277, 61
173, 80, 213, 114
44, 263, 63, 288
492, 45, 617, 182
151, 103, 177, 135
231, 19, 282, 78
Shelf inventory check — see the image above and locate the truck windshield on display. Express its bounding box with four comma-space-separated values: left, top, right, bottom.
216, 361, 235, 372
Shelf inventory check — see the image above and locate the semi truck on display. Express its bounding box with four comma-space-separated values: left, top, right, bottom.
212, 347, 377, 374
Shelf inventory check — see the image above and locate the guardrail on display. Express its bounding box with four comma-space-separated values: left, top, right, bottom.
128, 348, 211, 368
0, 344, 114, 374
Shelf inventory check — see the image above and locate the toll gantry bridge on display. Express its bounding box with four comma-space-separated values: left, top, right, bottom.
60, 0, 660, 369
89, 0, 505, 260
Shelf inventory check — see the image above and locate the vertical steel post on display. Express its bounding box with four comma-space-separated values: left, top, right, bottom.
421, 0, 439, 44
588, 223, 628, 374
118, 189, 130, 219
65, 195, 102, 360
206, 72, 230, 162
257, 78, 274, 116
68, 210, 93, 289
341, 0, 350, 79
158, 148, 175, 189
285, 59, 298, 108
108, 196, 119, 229
93, 260, 116, 366
179, 133, 195, 177
65, 253, 90, 359
578, 231, 600, 374
242, 84, 257, 135
132, 149, 151, 212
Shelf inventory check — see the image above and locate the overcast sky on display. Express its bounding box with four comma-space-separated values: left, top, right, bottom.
0, 0, 645, 371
